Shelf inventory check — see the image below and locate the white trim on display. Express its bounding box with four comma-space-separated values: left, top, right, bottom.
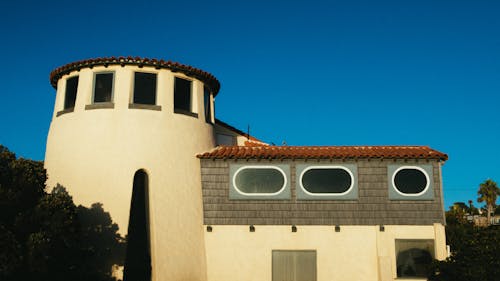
232, 165, 287, 196
299, 165, 354, 196
391, 166, 430, 197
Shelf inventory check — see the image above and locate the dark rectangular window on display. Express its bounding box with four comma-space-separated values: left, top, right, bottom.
64, 76, 79, 109
133, 72, 157, 105
204, 86, 212, 123
396, 239, 434, 278
174, 77, 192, 113
272, 250, 316, 281
94, 72, 114, 103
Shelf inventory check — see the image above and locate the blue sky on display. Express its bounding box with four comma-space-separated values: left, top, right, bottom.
0, 0, 499, 208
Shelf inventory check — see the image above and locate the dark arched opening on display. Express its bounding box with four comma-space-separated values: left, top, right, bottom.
123, 170, 152, 281
396, 248, 433, 278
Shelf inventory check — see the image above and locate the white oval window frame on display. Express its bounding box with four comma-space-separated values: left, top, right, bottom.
391, 166, 430, 197
233, 165, 287, 196
299, 166, 355, 196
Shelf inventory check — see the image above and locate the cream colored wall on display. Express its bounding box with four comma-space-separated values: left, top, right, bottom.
204, 224, 446, 281
45, 65, 214, 281
213, 124, 264, 146
213, 124, 240, 145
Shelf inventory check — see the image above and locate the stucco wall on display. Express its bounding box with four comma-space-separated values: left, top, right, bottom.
45, 65, 214, 281
213, 122, 253, 146
204, 224, 447, 281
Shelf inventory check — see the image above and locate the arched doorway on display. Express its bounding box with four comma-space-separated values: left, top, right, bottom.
124, 170, 152, 281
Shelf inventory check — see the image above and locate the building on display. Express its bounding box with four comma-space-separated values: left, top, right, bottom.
468, 214, 500, 226
45, 57, 449, 281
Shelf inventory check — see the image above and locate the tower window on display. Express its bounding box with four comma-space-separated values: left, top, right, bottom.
93, 72, 114, 103
204, 86, 212, 123
64, 76, 79, 110
174, 77, 193, 115
133, 72, 157, 105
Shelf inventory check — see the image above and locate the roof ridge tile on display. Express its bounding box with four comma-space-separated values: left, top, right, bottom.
197, 145, 448, 161
50, 56, 220, 95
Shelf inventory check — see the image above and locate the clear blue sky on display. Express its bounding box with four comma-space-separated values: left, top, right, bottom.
0, 0, 499, 209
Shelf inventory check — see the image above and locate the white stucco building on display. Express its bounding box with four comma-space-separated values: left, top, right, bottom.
45, 57, 448, 281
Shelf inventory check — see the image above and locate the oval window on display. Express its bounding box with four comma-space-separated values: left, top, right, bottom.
393, 168, 428, 194
301, 168, 353, 194
234, 167, 286, 194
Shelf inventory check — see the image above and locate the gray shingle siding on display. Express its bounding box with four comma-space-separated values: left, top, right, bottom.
200, 159, 445, 225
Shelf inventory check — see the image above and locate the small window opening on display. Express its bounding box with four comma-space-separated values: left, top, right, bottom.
393, 168, 428, 194
93, 72, 114, 103
204, 86, 212, 123
133, 72, 157, 105
234, 167, 286, 194
301, 168, 352, 194
64, 76, 79, 109
174, 77, 192, 113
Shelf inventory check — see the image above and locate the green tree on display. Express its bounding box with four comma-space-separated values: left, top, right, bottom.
466, 200, 479, 216
26, 185, 81, 280
429, 225, 500, 281
0, 145, 46, 280
0, 145, 125, 281
430, 191, 500, 281
0, 145, 46, 227
76, 202, 126, 281
445, 201, 479, 225
0, 224, 22, 278
477, 179, 500, 226
446, 202, 468, 225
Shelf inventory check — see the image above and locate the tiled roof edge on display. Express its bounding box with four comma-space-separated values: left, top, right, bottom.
49, 56, 220, 95
197, 145, 448, 161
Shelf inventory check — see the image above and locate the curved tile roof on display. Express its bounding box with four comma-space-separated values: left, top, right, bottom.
49, 56, 220, 95
197, 145, 448, 160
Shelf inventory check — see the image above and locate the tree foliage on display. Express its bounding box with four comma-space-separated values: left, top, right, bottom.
0, 145, 125, 281
477, 179, 500, 225
429, 183, 500, 281
429, 225, 500, 281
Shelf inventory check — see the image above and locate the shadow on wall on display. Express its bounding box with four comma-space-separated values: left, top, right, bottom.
75, 195, 127, 281
54, 184, 128, 281
0, 145, 127, 281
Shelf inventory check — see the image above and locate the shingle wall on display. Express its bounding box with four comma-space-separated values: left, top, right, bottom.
200, 159, 445, 225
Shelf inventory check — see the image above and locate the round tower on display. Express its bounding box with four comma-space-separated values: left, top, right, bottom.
45, 57, 219, 281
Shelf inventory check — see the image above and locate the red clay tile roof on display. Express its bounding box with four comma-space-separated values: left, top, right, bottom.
197, 145, 448, 161
50, 56, 220, 95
